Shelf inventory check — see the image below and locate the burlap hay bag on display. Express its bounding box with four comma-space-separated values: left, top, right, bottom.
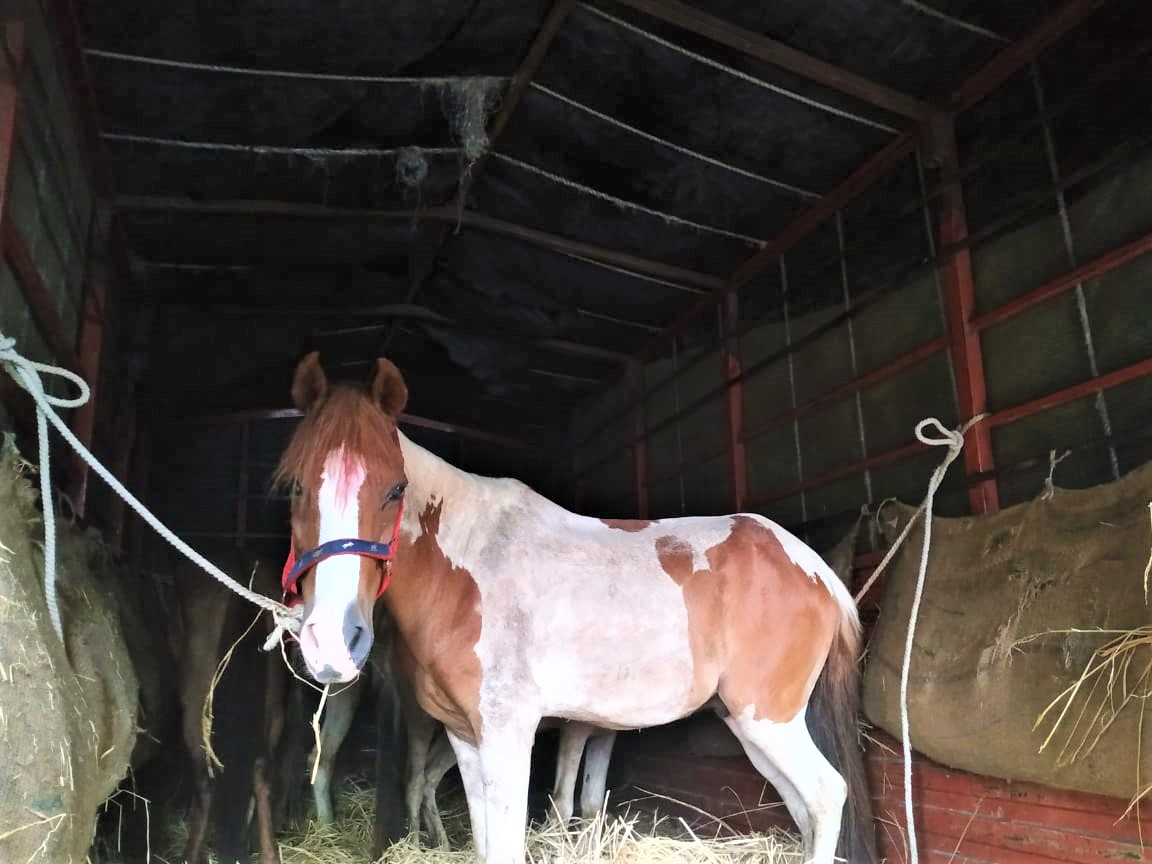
861, 457, 1152, 801
0, 435, 139, 863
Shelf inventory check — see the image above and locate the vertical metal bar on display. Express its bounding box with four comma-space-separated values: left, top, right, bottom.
67, 215, 108, 515
723, 291, 749, 511
126, 420, 152, 575
780, 256, 808, 529
0, 23, 23, 218
1029, 62, 1119, 480
931, 118, 1001, 514
916, 147, 958, 385
236, 421, 250, 547
836, 212, 874, 503
628, 362, 650, 518
106, 300, 155, 550
672, 336, 686, 514
0, 23, 31, 429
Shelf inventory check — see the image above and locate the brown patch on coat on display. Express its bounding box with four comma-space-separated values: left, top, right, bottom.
384, 499, 484, 745
655, 516, 840, 723
654, 535, 722, 710
601, 518, 654, 532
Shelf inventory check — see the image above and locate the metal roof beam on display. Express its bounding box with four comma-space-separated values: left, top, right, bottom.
109, 195, 727, 293
163, 299, 631, 364
608, 0, 940, 124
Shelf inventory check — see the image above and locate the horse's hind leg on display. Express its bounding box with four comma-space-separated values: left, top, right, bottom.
184, 770, 212, 864
550, 722, 593, 825
253, 756, 281, 864
723, 710, 844, 864
579, 731, 617, 819
421, 729, 459, 849
403, 697, 439, 840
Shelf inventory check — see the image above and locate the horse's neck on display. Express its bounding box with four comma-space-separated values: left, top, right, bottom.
398, 432, 491, 507
396, 431, 571, 549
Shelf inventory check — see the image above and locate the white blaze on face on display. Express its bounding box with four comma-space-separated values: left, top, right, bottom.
312, 446, 367, 614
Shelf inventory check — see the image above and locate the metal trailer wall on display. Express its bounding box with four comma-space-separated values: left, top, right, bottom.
571, 52, 1152, 557
0, 5, 124, 528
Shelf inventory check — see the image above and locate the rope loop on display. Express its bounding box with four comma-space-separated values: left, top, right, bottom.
0, 332, 301, 650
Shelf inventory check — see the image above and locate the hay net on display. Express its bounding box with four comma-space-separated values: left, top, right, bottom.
0, 434, 138, 863
861, 457, 1152, 801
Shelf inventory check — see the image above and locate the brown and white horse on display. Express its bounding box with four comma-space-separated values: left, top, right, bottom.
274, 352, 877, 864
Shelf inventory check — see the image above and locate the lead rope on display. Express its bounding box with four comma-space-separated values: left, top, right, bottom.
852, 415, 985, 864
0, 333, 302, 648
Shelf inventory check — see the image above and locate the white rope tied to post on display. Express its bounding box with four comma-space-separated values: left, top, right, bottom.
883, 414, 986, 864
0, 333, 301, 649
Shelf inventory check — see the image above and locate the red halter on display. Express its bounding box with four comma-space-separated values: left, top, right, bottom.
280, 497, 405, 606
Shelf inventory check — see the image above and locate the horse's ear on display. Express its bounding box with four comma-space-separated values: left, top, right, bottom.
291, 351, 328, 412
370, 358, 408, 417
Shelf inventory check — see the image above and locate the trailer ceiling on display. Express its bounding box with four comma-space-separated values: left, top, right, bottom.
72, 0, 1133, 445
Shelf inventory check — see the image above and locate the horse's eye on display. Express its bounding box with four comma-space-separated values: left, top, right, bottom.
382, 482, 407, 508
291, 480, 303, 497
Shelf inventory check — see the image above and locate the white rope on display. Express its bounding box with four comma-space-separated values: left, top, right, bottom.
0, 333, 301, 650
529, 82, 820, 199
895, 414, 986, 864
895, 0, 1009, 42
491, 152, 766, 247
103, 132, 462, 160
577, 3, 900, 134
85, 47, 507, 88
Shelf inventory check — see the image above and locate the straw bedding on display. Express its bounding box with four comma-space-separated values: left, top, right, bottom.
156, 772, 804, 864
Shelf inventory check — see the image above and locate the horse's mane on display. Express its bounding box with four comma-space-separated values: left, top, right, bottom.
272, 385, 399, 493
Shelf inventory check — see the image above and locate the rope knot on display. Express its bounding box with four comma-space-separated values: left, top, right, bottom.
262, 607, 304, 653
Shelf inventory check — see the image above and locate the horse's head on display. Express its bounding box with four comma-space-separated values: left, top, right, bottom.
275, 351, 409, 683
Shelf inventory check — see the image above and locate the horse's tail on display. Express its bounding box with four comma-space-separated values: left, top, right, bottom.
806, 603, 878, 864
210, 598, 269, 863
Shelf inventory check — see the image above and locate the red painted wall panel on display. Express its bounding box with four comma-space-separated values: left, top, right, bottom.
613, 729, 1149, 863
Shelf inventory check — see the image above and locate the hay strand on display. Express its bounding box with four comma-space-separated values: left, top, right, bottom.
1143, 501, 1152, 603
201, 600, 264, 777
309, 684, 332, 786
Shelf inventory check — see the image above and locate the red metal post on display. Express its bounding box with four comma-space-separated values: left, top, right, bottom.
723, 292, 749, 511
627, 363, 650, 519
125, 419, 152, 574
106, 301, 155, 551
67, 223, 108, 516
0, 22, 30, 429
107, 389, 137, 553
932, 118, 1000, 514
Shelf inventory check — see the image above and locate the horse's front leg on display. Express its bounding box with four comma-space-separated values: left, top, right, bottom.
446, 718, 535, 864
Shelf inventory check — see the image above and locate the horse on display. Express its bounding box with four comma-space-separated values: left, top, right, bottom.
170, 546, 290, 864
311, 611, 618, 845
273, 351, 878, 864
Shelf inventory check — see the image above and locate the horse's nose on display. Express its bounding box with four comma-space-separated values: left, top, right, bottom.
299, 614, 361, 683
343, 605, 373, 668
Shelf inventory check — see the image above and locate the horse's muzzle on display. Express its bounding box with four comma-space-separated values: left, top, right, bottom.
298, 603, 374, 683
